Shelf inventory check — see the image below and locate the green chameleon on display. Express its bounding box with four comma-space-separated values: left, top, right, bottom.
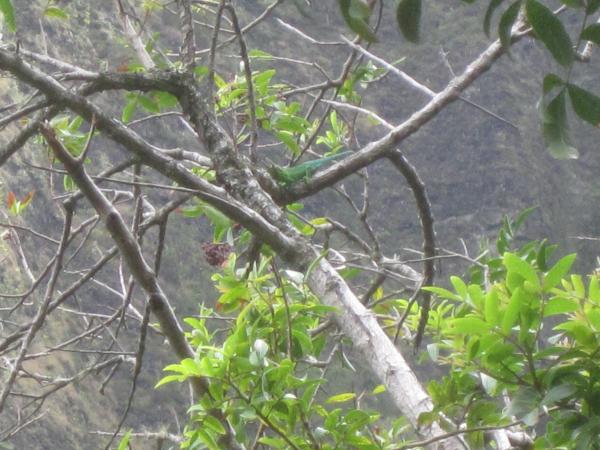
268, 151, 353, 186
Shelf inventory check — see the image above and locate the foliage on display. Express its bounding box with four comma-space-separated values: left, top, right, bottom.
6, 191, 33, 216
159, 201, 600, 449
417, 216, 600, 449
336, 0, 600, 160
157, 255, 412, 450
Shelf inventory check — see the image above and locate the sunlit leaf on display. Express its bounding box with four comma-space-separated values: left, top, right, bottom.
501, 287, 525, 334
122, 97, 138, 123
0, 0, 16, 32
543, 253, 576, 291
326, 392, 357, 403
44, 6, 68, 20
484, 288, 500, 326
117, 430, 132, 450
504, 253, 538, 287
544, 296, 578, 316
372, 384, 386, 395
451, 317, 491, 334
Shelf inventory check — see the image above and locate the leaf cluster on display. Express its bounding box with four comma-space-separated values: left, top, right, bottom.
156, 255, 410, 449
420, 231, 600, 448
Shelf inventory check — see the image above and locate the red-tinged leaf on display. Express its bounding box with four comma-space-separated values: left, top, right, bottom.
7, 191, 16, 208
21, 191, 34, 208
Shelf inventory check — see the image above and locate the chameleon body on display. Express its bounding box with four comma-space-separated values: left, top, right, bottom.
269, 151, 353, 186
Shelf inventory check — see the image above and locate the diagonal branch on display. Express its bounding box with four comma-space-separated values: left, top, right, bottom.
39, 123, 243, 450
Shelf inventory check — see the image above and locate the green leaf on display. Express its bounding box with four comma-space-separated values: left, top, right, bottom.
326, 392, 357, 403
587, 308, 600, 331
203, 415, 226, 435
44, 6, 69, 19
587, 0, 600, 13
504, 253, 539, 287
197, 428, 220, 450
498, 1, 521, 51
258, 437, 288, 449
422, 286, 461, 301
506, 386, 540, 418
154, 374, 185, 387
117, 430, 132, 450
450, 276, 469, 299
152, 91, 178, 109
560, 0, 585, 7
451, 317, 491, 334
248, 49, 274, 59
339, 0, 377, 42
0, 0, 16, 32
63, 175, 76, 192
372, 384, 386, 395
571, 274, 585, 297
589, 276, 600, 302
567, 84, 600, 127
275, 131, 300, 155
542, 384, 577, 406
543, 253, 576, 291
543, 74, 564, 95
138, 95, 160, 113
484, 0, 504, 36
554, 320, 595, 346
198, 202, 232, 241
501, 287, 525, 334
122, 97, 138, 123
484, 288, 500, 326
396, 0, 421, 43
194, 65, 209, 79
542, 90, 579, 159
581, 23, 600, 45
544, 296, 578, 316
526, 0, 574, 66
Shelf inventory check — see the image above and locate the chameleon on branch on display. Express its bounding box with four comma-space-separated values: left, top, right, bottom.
268, 151, 353, 186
